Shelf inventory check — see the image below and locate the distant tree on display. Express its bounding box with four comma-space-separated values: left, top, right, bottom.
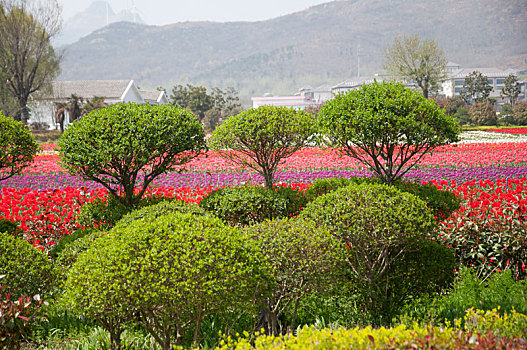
501, 74, 520, 106
453, 106, 470, 126
66, 94, 82, 122
318, 81, 460, 185
460, 71, 493, 105
468, 102, 497, 126
59, 103, 207, 207
209, 106, 316, 189
81, 96, 106, 116
384, 34, 447, 98
0, 0, 62, 124
0, 110, 38, 180
53, 101, 66, 132
513, 101, 527, 125
434, 96, 465, 116
204, 87, 242, 131
170, 84, 213, 122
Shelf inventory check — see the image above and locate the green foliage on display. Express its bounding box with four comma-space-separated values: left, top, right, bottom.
0, 111, 39, 181
439, 204, 527, 281
501, 74, 520, 106
209, 106, 316, 189
200, 185, 305, 226
217, 315, 527, 349
434, 269, 527, 324
460, 71, 494, 104
243, 217, 346, 335
318, 81, 460, 185
383, 34, 447, 98
464, 308, 527, 339
454, 106, 471, 125
304, 177, 460, 221
513, 101, 527, 125
0, 218, 23, 238
299, 183, 437, 324
0, 232, 56, 299
58, 103, 206, 207
468, 102, 497, 126
63, 212, 272, 349
48, 228, 99, 260
113, 198, 207, 230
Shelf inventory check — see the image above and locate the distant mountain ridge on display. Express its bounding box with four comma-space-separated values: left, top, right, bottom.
58, 0, 527, 103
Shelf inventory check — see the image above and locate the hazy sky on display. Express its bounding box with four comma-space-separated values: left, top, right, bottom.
59, 0, 334, 25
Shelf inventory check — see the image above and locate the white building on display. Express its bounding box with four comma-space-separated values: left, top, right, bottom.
29, 79, 168, 129
251, 84, 333, 109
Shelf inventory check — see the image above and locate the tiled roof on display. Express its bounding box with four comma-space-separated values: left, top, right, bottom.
49, 80, 133, 99
141, 90, 164, 102
449, 68, 516, 79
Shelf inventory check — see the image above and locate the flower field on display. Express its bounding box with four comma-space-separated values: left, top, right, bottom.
1, 131, 527, 251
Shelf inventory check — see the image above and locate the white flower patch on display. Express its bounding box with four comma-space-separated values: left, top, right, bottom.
457, 131, 527, 144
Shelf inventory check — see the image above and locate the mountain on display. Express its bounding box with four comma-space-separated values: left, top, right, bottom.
57, 0, 527, 103
55, 1, 145, 46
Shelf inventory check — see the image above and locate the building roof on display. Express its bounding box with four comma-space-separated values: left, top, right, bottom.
141, 90, 165, 103
332, 76, 381, 89
49, 80, 134, 100
449, 68, 516, 79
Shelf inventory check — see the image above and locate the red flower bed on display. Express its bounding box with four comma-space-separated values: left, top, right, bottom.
486, 128, 527, 134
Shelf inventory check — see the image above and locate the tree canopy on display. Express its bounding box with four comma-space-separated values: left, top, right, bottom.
208, 105, 316, 189
58, 103, 207, 207
501, 74, 520, 106
0, 110, 38, 181
318, 81, 460, 184
0, 0, 62, 124
460, 70, 493, 104
383, 34, 447, 98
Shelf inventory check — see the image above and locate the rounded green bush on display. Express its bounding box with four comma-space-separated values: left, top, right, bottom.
63, 212, 273, 348
0, 111, 39, 181
0, 232, 56, 298
0, 218, 24, 238
200, 185, 300, 226
304, 176, 460, 220
299, 183, 437, 323
243, 217, 345, 335
113, 199, 207, 230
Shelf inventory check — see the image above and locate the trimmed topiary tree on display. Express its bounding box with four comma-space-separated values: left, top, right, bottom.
0, 232, 56, 299
244, 217, 345, 335
468, 102, 497, 126
318, 81, 460, 185
62, 212, 273, 349
0, 111, 39, 181
299, 183, 442, 324
208, 105, 316, 189
58, 103, 206, 207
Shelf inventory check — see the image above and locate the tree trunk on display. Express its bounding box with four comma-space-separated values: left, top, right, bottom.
19, 98, 29, 125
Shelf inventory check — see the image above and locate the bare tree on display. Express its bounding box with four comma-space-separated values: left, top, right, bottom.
384, 34, 447, 99
0, 0, 62, 124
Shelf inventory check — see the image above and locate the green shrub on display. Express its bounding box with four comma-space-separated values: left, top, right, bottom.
49, 227, 98, 259
209, 106, 316, 189
243, 217, 346, 335
200, 185, 301, 226
0, 232, 56, 299
469, 102, 497, 126
304, 177, 460, 220
63, 212, 273, 349
0, 218, 23, 238
217, 315, 527, 350
77, 194, 172, 230
0, 111, 39, 181
299, 183, 437, 324
59, 103, 207, 207
273, 186, 309, 217
113, 199, 207, 230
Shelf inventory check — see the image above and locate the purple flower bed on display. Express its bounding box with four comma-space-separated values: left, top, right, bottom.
2, 165, 527, 190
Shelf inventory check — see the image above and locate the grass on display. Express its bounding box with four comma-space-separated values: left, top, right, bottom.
31, 130, 62, 143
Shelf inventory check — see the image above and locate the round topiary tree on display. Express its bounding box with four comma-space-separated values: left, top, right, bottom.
299, 183, 443, 324
0, 232, 56, 299
244, 217, 345, 335
208, 105, 316, 189
62, 212, 273, 349
318, 81, 460, 185
0, 111, 39, 181
58, 103, 207, 207
468, 101, 497, 126
513, 101, 527, 125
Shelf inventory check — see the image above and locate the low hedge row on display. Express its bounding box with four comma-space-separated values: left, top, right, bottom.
217, 309, 527, 350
